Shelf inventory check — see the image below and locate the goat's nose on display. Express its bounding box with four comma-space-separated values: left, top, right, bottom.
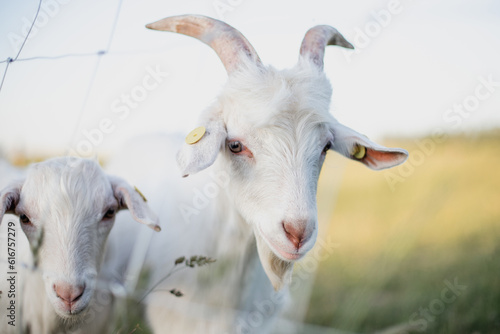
53, 283, 85, 307
283, 221, 309, 249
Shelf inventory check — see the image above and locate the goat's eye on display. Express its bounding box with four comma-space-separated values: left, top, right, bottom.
20, 214, 31, 224
103, 209, 116, 220
228, 141, 243, 153
322, 142, 332, 154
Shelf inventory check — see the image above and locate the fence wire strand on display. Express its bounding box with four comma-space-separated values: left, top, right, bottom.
0, 0, 42, 93
0, 61, 11, 93
13, 0, 43, 62
0, 0, 125, 149
66, 0, 124, 149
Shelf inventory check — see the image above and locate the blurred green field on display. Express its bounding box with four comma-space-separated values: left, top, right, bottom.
307, 130, 500, 333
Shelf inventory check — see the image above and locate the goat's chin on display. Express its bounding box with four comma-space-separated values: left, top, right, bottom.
273, 246, 305, 261
52, 299, 90, 320
254, 232, 294, 291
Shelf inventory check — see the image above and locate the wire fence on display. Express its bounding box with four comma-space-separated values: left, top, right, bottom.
0, 0, 125, 154
0, 0, 41, 85
0, 2, 367, 334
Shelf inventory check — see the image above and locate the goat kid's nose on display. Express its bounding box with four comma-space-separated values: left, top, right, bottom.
54, 283, 85, 307
283, 221, 310, 249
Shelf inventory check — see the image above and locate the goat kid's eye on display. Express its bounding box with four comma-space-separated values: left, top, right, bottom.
20, 214, 31, 224
228, 141, 243, 154
103, 209, 116, 220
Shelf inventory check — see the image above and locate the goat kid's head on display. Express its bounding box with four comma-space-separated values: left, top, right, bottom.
0, 157, 160, 318
147, 15, 408, 290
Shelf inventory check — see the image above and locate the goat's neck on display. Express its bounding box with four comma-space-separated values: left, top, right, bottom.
210, 158, 255, 258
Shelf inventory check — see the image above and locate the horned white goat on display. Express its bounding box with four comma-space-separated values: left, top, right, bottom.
109, 15, 408, 333
0, 157, 160, 334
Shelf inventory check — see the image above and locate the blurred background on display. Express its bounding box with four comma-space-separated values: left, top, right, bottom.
1, 0, 499, 333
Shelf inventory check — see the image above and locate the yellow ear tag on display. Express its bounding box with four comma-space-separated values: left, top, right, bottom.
352, 144, 366, 160
134, 186, 147, 202
185, 126, 206, 145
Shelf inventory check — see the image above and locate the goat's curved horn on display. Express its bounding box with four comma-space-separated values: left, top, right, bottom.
146, 15, 261, 73
299, 25, 354, 70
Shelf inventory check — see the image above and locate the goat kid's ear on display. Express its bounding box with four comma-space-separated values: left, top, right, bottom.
176, 116, 227, 177
0, 180, 23, 225
331, 122, 408, 170
108, 176, 161, 232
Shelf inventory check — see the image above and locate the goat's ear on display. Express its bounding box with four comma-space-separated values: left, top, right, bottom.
0, 180, 23, 225
176, 116, 227, 177
331, 122, 408, 170
108, 176, 161, 232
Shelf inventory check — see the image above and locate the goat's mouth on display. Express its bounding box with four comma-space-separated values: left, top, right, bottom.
53, 304, 89, 320
257, 226, 306, 262
274, 247, 303, 261
54, 299, 89, 318
51, 287, 92, 319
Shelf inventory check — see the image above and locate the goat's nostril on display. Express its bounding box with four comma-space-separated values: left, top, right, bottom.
283, 222, 307, 249
73, 285, 85, 302
54, 283, 85, 304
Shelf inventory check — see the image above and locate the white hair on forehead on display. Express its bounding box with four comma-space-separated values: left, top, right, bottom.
23, 158, 113, 222
219, 55, 334, 130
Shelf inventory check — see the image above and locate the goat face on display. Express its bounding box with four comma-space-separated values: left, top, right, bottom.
0, 157, 160, 319
218, 64, 334, 264
149, 15, 408, 289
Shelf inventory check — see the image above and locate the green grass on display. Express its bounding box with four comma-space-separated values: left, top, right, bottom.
306, 130, 500, 333
110, 269, 153, 334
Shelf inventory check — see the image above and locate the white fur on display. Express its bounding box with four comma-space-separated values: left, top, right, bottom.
0, 157, 159, 333
109, 16, 408, 333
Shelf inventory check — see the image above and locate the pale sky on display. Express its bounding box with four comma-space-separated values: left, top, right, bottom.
0, 0, 499, 157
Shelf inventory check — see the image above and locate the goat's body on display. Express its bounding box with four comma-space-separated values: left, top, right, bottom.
109, 15, 407, 334
108, 134, 286, 333
106, 39, 406, 332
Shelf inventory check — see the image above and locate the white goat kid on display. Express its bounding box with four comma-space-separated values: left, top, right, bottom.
0, 157, 160, 333
132, 15, 408, 333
